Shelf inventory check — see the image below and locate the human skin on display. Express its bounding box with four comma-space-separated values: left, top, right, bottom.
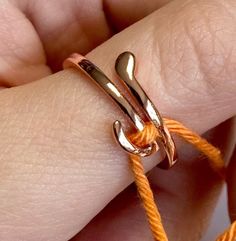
0, 0, 235, 240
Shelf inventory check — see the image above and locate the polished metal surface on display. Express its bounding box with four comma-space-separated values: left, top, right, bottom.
64, 53, 156, 158
115, 52, 177, 168
63, 52, 177, 168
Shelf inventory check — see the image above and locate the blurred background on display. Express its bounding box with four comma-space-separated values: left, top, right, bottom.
201, 187, 229, 240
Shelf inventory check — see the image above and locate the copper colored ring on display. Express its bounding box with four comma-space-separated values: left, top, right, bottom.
63, 51, 177, 169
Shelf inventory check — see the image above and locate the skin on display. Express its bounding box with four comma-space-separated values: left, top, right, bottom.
0, 0, 235, 240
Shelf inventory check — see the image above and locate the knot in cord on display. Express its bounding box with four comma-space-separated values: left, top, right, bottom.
128, 122, 159, 147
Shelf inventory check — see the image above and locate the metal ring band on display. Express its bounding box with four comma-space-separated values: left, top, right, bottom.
63, 51, 177, 168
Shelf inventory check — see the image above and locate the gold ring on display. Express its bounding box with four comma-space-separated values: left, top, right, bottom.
63, 51, 177, 168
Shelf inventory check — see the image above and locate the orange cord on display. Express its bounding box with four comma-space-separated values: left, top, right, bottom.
216, 221, 236, 241
128, 119, 234, 241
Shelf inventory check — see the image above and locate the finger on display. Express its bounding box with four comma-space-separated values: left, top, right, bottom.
103, 0, 172, 31
72, 120, 235, 241
0, 0, 236, 240
14, 0, 172, 71
227, 145, 236, 222
1, 0, 169, 87
0, 1, 51, 86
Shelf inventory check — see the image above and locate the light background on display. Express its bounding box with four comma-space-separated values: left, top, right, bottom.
201, 187, 229, 241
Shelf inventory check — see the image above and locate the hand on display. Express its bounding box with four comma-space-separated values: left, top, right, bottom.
0, 0, 235, 240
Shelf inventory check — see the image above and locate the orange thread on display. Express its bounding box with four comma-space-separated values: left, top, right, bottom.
216, 221, 236, 241
128, 119, 233, 241
130, 154, 168, 240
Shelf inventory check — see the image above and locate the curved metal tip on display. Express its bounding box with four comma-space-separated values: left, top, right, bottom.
116, 51, 135, 62
115, 52, 177, 169
115, 52, 135, 80
113, 120, 159, 158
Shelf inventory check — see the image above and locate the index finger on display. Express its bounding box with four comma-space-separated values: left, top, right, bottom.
0, 0, 236, 240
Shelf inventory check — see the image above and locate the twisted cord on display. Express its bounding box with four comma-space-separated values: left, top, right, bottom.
128, 119, 233, 241
129, 122, 168, 240
130, 154, 168, 241
216, 221, 236, 241
163, 118, 226, 178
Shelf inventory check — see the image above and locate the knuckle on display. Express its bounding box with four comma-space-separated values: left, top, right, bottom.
153, 0, 236, 108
